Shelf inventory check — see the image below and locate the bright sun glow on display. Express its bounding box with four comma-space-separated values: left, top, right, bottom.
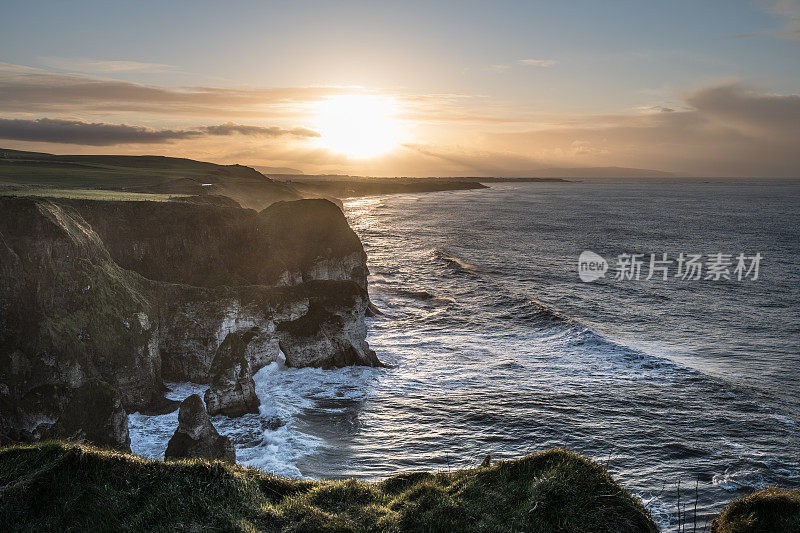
315, 95, 401, 158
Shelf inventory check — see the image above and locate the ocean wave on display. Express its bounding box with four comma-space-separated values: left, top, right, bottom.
434, 249, 481, 274
712, 470, 771, 491
486, 292, 694, 380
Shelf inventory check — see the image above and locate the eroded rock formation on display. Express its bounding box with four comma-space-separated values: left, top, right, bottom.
164, 394, 235, 463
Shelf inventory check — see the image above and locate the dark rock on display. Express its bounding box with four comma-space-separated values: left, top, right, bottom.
76, 197, 367, 290
204, 328, 261, 417
165, 394, 235, 463
46, 379, 131, 452
0, 198, 162, 437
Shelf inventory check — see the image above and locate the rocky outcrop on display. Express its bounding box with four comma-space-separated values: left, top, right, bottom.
204, 328, 261, 417
164, 394, 235, 463
276, 281, 381, 368
45, 379, 131, 452
0, 200, 161, 436
0, 196, 380, 444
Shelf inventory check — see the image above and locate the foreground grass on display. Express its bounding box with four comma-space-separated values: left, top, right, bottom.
710, 488, 800, 533
0, 442, 657, 532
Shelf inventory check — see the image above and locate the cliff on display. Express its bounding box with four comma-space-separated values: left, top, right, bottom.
0, 196, 380, 442
0, 442, 659, 532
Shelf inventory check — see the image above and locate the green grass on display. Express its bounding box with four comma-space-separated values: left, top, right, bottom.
0, 150, 227, 189
710, 488, 800, 533
0, 148, 301, 210
0, 188, 187, 202
0, 442, 658, 532
0, 149, 277, 190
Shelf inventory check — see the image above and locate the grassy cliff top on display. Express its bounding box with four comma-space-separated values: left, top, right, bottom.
0, 187, 187, 202
0, 442, 658, 532
0, 148, 300, 210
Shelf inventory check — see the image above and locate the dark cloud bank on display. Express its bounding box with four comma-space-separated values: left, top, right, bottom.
0, 118, 319, 146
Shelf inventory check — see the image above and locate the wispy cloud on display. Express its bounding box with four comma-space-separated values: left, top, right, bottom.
763, 0, 800, 39
0, 62, 366, 117
37, 56, 176, 74
518, 59, 558, 67
731, 0, 800, 39
0, 117, 320, 145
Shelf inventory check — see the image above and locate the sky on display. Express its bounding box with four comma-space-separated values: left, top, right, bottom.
0, 0, 799, 177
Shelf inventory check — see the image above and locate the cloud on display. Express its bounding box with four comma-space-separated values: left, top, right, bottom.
202, 122, 320, 137
482, 83, 800, 176
733, 1, 800, 39
0, 62, 516, 127
518, 59, 558, 67
684, 83, 800, 134
0, 118, 198, 145
489, 64, 511, 73
0, 61, 797, 177
489, 59, 557, 73
763, 0, 800, 39
37, 57, 175, 74
0, 62, 364, 116
0, 118, 321, 146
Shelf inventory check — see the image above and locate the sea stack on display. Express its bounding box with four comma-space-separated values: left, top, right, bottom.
165, 394, 236, 463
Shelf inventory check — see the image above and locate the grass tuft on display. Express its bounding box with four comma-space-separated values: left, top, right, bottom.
711, 487, 800, 533
0, 442, 658, 532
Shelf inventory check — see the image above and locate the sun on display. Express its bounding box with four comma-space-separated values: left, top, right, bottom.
314, 95, 401, 158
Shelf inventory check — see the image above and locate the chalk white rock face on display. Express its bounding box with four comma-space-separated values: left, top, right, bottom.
276, 288, 381, 369
305, 252, 369, 290
159, 297, 278, 382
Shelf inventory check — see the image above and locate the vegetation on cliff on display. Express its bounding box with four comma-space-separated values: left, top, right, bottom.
710, 488, 800, 533
0, 442, 658, 532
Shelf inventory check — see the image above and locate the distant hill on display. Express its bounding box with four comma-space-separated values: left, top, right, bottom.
264, 166, 674, 180
0, 149, 301, 210
254, 166, 305, 175
279, 176, 488, 197
517, 166, 675, 178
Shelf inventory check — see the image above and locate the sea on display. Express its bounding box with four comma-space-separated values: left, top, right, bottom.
130, 179, 800, 531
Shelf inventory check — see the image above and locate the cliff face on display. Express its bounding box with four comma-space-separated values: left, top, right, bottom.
0, 197, 379, 441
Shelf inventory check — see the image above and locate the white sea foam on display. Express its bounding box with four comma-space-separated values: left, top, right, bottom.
128, 361, 382, 478
712, 470, 769, 491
